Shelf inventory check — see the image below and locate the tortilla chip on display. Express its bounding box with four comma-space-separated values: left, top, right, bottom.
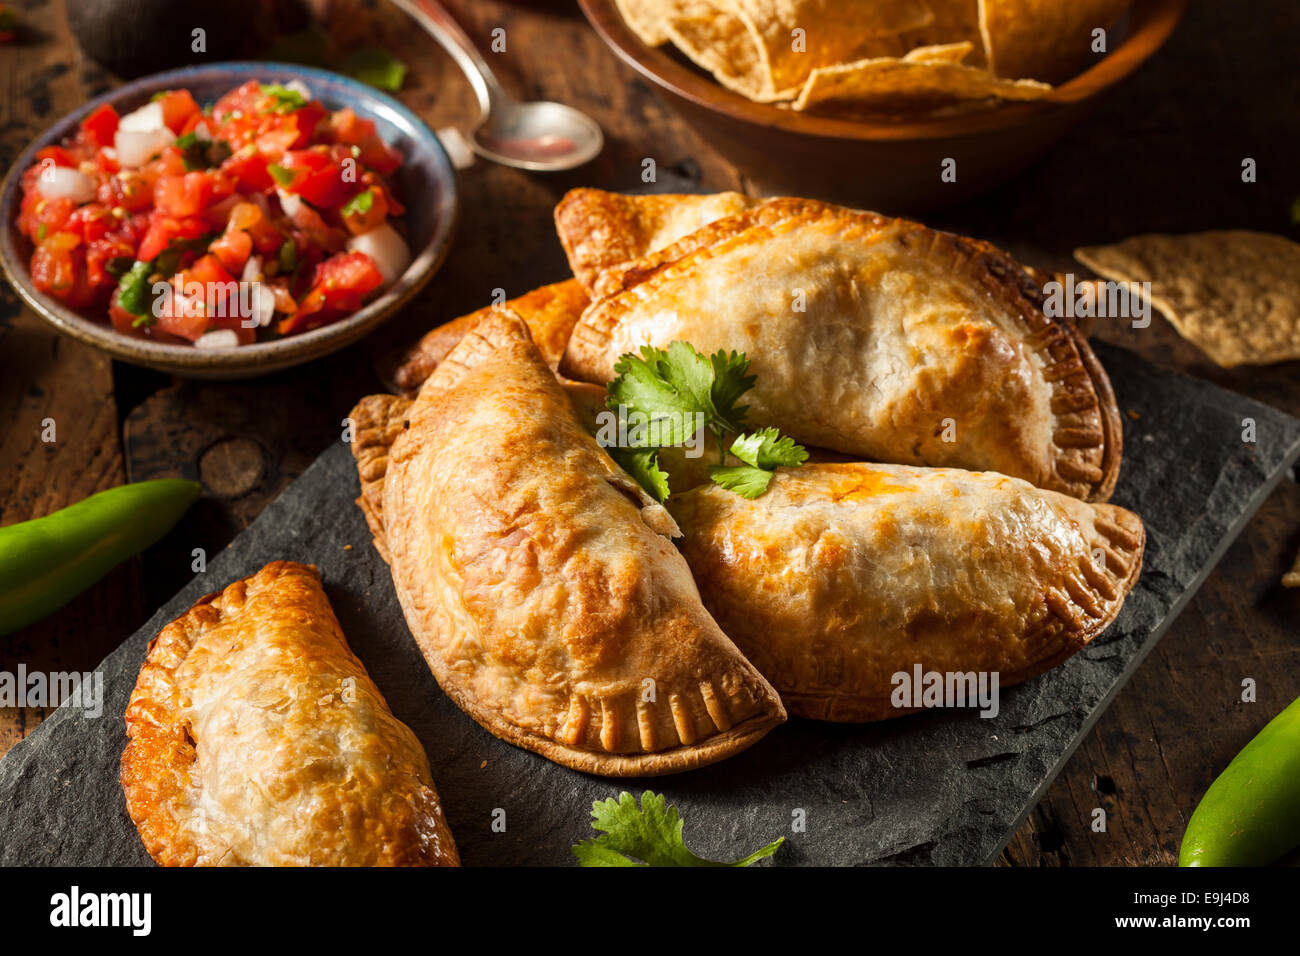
903, 40, 976, 64
383, 280, 590, 396
899, 0, 986, 66
1074, 232, 1300, 368
980, 0, 1131, 83
664, 1, 774, 100
1284, 546, 1300, 588
664, 0, 934, 101
615, 0, 677, 46
792, 54, 1051, 114
554, 188, 761, 292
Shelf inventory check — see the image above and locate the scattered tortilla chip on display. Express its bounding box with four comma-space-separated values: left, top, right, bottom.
792, 54, 1051, 114
664, 0, 935, 101
1074, 232, 1300, 368
980, 0, 1131, 83
1284, 545, 1300, 588
615, 0, 676, 46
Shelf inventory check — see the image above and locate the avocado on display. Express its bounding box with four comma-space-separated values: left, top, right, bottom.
67, 0, 315, 79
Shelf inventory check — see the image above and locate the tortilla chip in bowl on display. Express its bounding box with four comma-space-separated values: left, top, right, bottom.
583, 0, 1188, 209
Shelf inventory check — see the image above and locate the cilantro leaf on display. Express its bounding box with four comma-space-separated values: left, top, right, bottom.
729, 427, 809, 470
707, 464, 775, 499
572, 791, 783, 867
260, 83, 307, 114
708, 349, 755, 433
343, 48, 409, 93
609, 448, 670, 504
174, 131, 230, 171
606, 344, 709, 447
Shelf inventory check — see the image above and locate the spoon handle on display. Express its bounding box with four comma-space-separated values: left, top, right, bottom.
387, 0, 506, 118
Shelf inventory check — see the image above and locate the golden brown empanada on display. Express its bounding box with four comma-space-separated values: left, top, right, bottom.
669, 463, 1144, 722
120, 561, 459, 867
562, 194, 1122, 501
555, 188, 760, 293
384, 279, 590, 396
350, 309, 786, 776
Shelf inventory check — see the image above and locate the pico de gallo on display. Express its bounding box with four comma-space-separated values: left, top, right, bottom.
14, 80, 412, 347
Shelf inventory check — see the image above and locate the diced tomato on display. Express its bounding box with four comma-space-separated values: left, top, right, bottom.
326, 108, 376, 146
79, 104, 119, 149
220, 147, 274, 192
156, 89, 201, 134
226, 202, 283, 256
208, 226, 253, 272
154, 172, 214, 218
255, 128, 299, 158
31, 235, 94, 308
187, 253, 235, 287
281, 250, 382, 334
67, 203, 112, 243
155, 285, 210, 341
35, 145, 76, 168
288, 102, 328, 148
340, 187, 389, 236
136, 213, 207, 263
276, 147, 354, 208
85, 235, 134, 290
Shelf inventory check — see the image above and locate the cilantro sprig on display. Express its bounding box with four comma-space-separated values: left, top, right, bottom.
572, 791, 783, 867
603, 341, 805, 501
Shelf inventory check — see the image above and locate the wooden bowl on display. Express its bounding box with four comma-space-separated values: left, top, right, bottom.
0, 62, 458, 380
579, 0, 1188, 211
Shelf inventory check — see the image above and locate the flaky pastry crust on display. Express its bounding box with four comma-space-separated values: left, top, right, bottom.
560, 193, 1122, 502
353, 310, 785, 776
671, 464, 1145, 721
121, 561, 459, 866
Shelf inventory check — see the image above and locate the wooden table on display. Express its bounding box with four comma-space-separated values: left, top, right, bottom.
2, 0, 1297, 866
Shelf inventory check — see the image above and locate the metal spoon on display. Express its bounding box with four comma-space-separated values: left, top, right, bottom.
388, 0, 604, 171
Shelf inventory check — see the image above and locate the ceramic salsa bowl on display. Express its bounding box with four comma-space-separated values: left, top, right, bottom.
0, 62, 458, 379
578, 0, 1188, 211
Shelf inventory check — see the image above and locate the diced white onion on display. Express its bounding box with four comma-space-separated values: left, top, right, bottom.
284, 81, 312, 101
118, 101, 167, 133
195, 329, 241, 349
192, 123, 213, 142
249, 284, 276, 328
114, 126, 175, 168
241, 255, 263, 282
276, 189, 301, 217
38, 166, 97, 203
346, 224, 411, 286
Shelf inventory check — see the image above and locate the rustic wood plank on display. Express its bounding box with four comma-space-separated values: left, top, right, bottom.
0, 0, 138, 754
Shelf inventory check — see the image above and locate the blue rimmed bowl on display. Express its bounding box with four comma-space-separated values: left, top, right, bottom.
0, 62, 458, 379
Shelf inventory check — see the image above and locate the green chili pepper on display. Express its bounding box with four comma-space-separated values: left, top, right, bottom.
0, 479, 200, 637
1180, 694, 1300, 866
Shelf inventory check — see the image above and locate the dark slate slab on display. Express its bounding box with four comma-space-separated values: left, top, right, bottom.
2, 343, 1298, 867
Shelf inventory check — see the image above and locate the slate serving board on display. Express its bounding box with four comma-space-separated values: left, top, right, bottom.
2, 343, 1299, 867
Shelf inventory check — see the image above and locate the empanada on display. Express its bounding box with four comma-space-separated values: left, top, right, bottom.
555, 188, 760, 293
669, 463, 1145, 721
120, 561, 459, 866
350, 309, 786, 776
384, 279, 590, 396
562, 195, 1122, 501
